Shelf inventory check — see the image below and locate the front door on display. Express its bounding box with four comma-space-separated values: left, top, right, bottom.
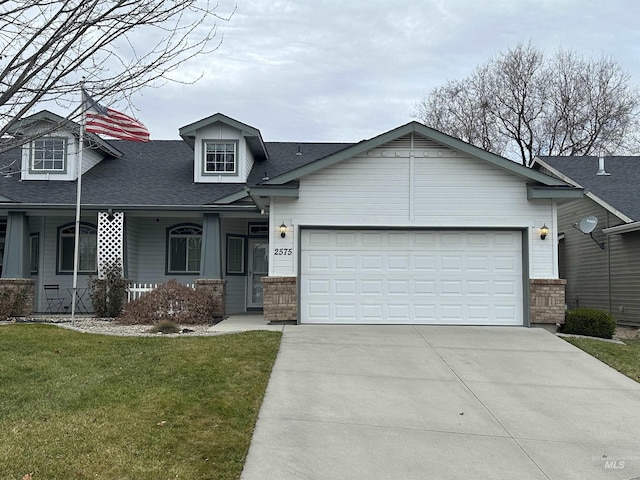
247, 238, 268, 308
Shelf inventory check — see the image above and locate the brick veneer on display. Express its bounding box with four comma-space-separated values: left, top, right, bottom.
530, 278, 566, 324
0, 278, 35, 316
262, 276, 297, 323
195, 279, 226, 320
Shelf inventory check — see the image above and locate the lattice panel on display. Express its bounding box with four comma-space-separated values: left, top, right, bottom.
98, 211, 124, 278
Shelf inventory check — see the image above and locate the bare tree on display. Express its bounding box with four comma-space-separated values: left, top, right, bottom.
415, 43, 640, 166
0, 0, 235, 153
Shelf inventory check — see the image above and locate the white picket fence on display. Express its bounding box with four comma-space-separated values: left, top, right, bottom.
126, 282, 195, 303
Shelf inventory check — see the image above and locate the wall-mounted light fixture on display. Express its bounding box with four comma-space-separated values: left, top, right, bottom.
279, 222, 287, 238
540, 224, 549, 240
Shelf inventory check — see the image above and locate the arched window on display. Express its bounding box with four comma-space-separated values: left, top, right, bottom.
167, 224, 202, 274
58, 223, 97, 273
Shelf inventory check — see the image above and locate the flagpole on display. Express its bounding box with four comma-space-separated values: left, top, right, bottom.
71, 88, 86, 326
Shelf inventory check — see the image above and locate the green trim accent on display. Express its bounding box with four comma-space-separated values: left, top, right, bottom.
521, 228, 530, 327
200, 214, 222, 278
2, 211, 29, 278
527, 184, 583, 200
179, 113, 267, 161
264, 122, 568, 187
247, 186, 299, 197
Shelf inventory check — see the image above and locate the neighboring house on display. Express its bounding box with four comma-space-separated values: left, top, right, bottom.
0, 110, 579, 325
533, 156, 640, 327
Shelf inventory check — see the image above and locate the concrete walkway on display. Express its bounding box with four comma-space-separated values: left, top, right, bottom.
241, 325, 640, 480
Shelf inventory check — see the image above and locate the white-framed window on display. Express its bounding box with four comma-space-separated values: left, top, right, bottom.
226, 235, 245, 275
167, 224, 202, 274
31, 137, 67, 172
248, 222, 268, 236
203, 141, 236, 174
58, 223, 97, 273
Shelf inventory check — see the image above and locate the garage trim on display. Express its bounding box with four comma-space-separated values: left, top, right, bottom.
297, 226, 530, 326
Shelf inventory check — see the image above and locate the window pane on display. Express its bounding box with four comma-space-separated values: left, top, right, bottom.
170, 237, 187, 272
79, 234, 97, 271
227, 236, 245, 273
59, 225, 97, 272
204, 142, 235, 173
187, 237, 201, 272
30, 236, 39, 273
32, 138, 65, 171
60, 236, 75, 271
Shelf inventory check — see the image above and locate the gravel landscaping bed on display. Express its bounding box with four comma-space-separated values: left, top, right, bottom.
3, 318, 219, 337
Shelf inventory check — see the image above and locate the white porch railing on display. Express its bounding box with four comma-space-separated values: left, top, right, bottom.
126, 282, 195, 303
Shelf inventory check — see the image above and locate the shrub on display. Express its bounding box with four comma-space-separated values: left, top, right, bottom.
88, 261, 128, 318
561, 307, 616, 339
117, 280, 216, 325
0, 287, 28, 321
148, 319, 181, 334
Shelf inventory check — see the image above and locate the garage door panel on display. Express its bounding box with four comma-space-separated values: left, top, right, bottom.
301, 230, 523, 325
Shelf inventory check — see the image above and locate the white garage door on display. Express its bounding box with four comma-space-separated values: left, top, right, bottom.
300, 229, 523, 325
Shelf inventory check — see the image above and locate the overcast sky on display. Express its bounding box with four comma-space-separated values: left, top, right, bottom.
135, 0, 640, 143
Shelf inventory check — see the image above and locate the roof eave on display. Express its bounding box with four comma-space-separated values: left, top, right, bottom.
5, 110, 123, 158
0, 203, 259, 212
603, 221, 640, 235
527, 184, 584, 201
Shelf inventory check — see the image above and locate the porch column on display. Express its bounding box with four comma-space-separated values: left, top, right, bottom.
200, 213, 221, 278
1, 211, 29, 278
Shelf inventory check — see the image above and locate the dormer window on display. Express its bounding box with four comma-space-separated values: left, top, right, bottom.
31, 138, 67, 172
203, 141, 236, 174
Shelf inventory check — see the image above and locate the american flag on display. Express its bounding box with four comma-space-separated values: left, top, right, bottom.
83, 90, 149, 142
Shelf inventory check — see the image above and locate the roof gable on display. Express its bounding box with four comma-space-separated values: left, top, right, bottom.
263, 121, 567, 187
178, 113, 268, 161
5, 110, 122, 158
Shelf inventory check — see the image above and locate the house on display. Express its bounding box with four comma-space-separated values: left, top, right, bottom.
0, 110, 580, 325
533, 156, 640, 327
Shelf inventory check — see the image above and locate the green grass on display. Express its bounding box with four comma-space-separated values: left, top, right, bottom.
0, 324, 281, 480
565, 338, 640, 383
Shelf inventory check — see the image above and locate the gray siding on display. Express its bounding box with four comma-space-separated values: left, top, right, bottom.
37, 215, 96, 312
132, 217, 201, 285
558, 197, 640, 326
609, 231, 640, 326
125, 217, 139, 280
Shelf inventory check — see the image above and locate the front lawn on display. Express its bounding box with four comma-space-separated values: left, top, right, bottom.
565, 337, 640, 383
0, 325, 281, 479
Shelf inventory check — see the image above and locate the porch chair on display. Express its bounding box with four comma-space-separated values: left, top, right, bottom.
44, 284, 67, 314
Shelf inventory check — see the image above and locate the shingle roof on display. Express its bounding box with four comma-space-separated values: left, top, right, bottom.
537, 156, 640, 221
0, 139, 353, 207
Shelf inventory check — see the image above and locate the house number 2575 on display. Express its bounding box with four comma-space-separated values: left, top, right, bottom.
274, 248, 293, 255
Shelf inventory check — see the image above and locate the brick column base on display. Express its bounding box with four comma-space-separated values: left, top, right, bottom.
530, 279, 566, 324
0, 278, 35, 317
195, 279, 226, 320
262, 276, 297, 323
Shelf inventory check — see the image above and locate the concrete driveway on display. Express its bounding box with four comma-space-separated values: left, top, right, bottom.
241, 326, 640, 480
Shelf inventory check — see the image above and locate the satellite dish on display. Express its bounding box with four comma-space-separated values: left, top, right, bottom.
578, 216, 598, 234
